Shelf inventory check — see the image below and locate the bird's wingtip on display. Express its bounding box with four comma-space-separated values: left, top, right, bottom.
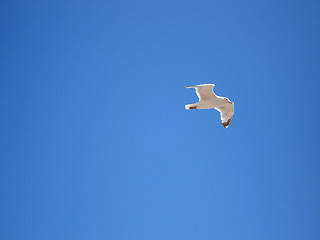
221, 119, 232, 128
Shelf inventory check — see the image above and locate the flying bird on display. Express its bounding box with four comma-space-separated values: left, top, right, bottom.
184, 84, 234, 128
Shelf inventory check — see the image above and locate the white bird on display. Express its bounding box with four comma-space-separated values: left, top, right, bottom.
184, 84, 234, 128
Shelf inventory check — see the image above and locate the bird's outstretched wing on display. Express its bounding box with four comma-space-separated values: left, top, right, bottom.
184, 84, 215, 101
215, 102, 234, 128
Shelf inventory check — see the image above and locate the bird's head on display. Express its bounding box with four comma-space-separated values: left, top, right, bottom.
224, 97, 234, 104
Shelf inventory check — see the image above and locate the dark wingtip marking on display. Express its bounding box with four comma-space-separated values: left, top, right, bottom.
221, 119, 231, 128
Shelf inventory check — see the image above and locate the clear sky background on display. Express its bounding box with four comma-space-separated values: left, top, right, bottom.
1, 0, 320, 239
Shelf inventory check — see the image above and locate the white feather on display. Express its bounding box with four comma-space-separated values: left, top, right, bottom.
184, 84, 234, 128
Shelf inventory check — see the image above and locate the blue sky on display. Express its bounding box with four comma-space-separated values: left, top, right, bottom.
1, 0, 320, 239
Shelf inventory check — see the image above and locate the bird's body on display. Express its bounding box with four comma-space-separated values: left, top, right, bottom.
184, 84, 234, 128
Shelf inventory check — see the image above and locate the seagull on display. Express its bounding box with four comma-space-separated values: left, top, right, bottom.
184, 84, 234, 128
